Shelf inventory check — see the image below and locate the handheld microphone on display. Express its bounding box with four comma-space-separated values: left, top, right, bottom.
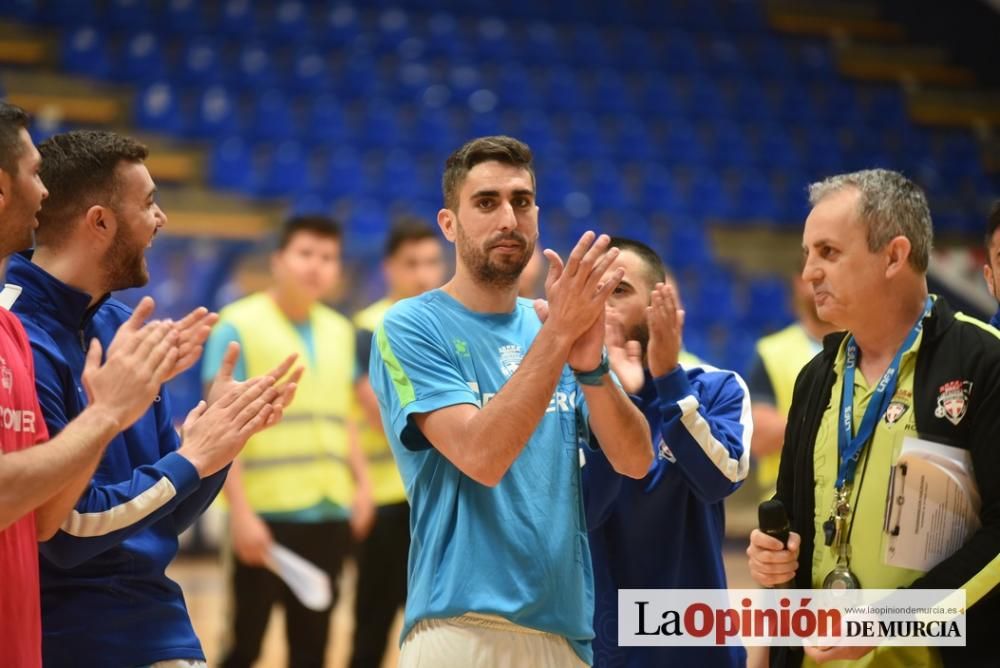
758, 498, 790, 548
758, 499, 794, 588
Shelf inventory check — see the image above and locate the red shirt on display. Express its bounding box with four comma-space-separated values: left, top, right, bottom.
0, 308, 49, 668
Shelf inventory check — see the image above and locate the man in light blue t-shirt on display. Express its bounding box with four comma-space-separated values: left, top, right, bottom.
369, 135, 652, 667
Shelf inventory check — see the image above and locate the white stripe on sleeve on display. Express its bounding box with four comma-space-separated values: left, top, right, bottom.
676, 365, 753, 483
59, 477, 178, 537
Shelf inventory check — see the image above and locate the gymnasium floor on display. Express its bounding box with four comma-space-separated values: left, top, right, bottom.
170, 542, 757, 667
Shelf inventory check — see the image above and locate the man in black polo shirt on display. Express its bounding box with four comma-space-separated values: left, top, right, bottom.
747, 169, 1000, 667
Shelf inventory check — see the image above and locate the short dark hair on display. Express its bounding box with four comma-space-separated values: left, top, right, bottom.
0, 102, 30, 175
442, 135, 535, 211
384, 216, 439, 258
277, 215, 342, 250
986, 200, 1000, 254
36, 130, 148, 244
608, 236, 672, 288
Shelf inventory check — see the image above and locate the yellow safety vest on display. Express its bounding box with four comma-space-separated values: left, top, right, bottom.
353, 298, 407, 506
219, 293, 356, 513
755, 323, 819, 500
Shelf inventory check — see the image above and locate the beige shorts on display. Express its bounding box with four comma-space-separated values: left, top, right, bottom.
399, 613, 590, 668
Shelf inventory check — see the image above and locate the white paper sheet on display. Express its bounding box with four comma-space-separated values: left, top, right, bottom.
883, 436, 981, 572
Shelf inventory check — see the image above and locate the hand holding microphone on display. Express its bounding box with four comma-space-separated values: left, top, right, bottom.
748, 499, 801, 588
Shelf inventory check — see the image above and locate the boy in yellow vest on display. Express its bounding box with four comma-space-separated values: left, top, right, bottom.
746, 273, 835, 501
203, 216, 373, 668
350, 218, 445, 668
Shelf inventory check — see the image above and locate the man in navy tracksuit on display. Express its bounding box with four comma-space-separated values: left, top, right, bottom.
584, 238, 751, 668
8, 130, 292, 667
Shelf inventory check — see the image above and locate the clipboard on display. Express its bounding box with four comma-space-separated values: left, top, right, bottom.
882, 436, 981, 572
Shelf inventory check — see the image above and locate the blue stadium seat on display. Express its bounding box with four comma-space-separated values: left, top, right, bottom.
543, 67, 586, 114
468, 110, 502, 138
660, 121, 709, 168
407, 109, 456, 154
729, 80, 772, 124
616, 27, 656, 70
794, 42, 837, 81
588, 160, 631, 211
105, 0, 152, 30
704, 38, 750, 78
377, 7, 412, 49
188, 86, 239, 139
288, 47, 334, 96
747, 278, 790, 318
591, 69, 634, 115
748, 39, 794, 81
569, 25, 611, 68
40, 0, 97, 26
754, 128, 801, 172
382, 149, 430, 200
360, 102, 403, 150
335, 56, 379, 100
640, 166, 686, 217
253, 141, 310, 198
60, 25, 111, 79
114, 31, 167, 83
246, 90, 296, 143
290, 192, 336, 217
319, 147, 367, 200
665, 220, 712, 271
686, 79, 730, 121
318, 3, 361, 49
302, 95, 349, 147
134, 82, 184, 135
476, 17, 514, 62
709, 123, 754, 169
159, 0, 206, 36
687, 170, 733, 219
5, 0, 39, 23
232, 43, 279, 91
565, 113, 609, 160
347, 199, 390, 255
612, 115, 656, 162
176, 38, 224, 86
661, 31, 700, 74
865, 88, 910, 128
215, 0, 258, 38
521, 21, 559, 64
268, 1, 310, 42
422, 12, 467, 59
208, 137, 254, 194
735, 174, 780, 220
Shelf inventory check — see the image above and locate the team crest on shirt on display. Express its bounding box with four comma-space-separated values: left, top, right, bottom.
934, 380, 972, 426
0, 356, 11, 391
498, 344, 523, 377
657, 437, 676, 463
883, 401, 909, 424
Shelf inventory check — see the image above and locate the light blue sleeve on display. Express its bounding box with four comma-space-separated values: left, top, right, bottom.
369, 306, 480, 452
201, 321, 246, 384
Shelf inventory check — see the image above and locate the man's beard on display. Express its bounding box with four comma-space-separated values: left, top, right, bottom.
455, 220, 534, 290
629, 320, 650, 355
103, 220, 149, 292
